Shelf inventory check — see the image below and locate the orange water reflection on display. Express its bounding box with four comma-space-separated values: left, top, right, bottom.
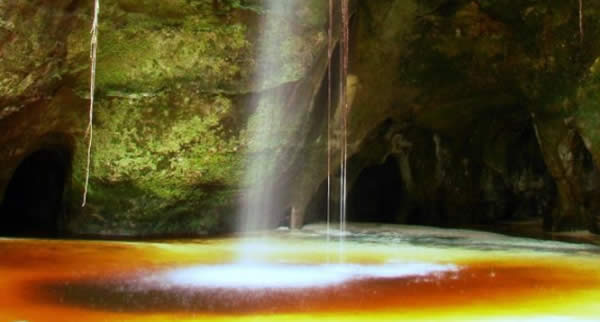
1, 229, 600, 322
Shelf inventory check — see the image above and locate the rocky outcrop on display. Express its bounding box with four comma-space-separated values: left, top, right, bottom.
296, 0, 600, 233
0, 0, 330, 236
2, 0, 600, 236
0, 0, 82, 217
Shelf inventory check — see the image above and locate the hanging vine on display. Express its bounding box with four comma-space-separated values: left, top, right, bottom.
83, 0, 100, 207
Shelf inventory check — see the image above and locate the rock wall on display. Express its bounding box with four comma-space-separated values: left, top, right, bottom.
1, 0, 600, 236
0, 0, 330, 236
298, 0, 600, 233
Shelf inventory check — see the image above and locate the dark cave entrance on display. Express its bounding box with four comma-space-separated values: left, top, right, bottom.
0, 149, 70, 237
303, 156, 406, 225
347, 156, 405, 223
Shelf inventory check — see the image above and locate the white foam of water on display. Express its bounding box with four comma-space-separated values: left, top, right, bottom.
140, 262, 458, 290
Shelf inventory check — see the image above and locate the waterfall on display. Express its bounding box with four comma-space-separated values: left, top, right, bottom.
340, 0, 350, 248
238, 0, 298, 233
326, 0, 350, 258
239, 0, 351, 257
327, 0, 334, 243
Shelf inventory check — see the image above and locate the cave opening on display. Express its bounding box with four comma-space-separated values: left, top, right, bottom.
347, 156, 405, 223
0, 149, 70, 238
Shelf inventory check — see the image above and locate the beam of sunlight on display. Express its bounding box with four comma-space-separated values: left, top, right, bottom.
239, 0, 299, 233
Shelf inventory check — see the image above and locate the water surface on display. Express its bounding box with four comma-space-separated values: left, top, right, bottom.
2, 224, 600, 321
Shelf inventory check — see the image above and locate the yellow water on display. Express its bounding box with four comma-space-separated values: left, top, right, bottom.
1, 224, 600, 322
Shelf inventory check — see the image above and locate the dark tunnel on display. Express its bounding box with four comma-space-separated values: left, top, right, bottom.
0, 149, 69, 237
347, 156, 405, 223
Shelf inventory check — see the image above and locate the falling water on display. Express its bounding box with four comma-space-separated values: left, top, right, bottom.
326, 0, 350, 259
239, 0, 351, 262
326, 0, 334, 242
340, 0, 350, 244
238, 0, 298, 234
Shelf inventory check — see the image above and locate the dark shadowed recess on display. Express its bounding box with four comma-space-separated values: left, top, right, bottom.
347, 156, 405, 223
0, 149, 70, 238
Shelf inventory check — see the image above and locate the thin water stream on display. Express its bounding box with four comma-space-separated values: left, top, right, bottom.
241, 0, 351, 258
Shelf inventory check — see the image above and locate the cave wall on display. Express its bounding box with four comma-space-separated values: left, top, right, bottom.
334, 0, 600, 232
0, 0, 331, 236
2, 0, 600, 236
297, 0, 600, 233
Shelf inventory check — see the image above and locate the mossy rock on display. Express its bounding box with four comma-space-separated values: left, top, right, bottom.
63, 0, 330, 235
70, 88, 245, 235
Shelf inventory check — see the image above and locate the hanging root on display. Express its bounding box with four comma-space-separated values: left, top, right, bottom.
83, 0, 100, 207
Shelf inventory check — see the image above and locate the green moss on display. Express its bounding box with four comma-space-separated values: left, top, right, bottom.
0, 1, 69, 101
219, 0, 264, 14
68, 1, 253, 95
117, 0, 197, 18
301, 0, 328, 28
68, 0, 329, 96
253, 8, 327, 90
63, 0, 330, 235
576, 68, 600, 151
71, 89, 246, 234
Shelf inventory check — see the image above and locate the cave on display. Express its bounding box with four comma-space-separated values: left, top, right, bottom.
2, 0, 600, 320
0, 149, 69, 238
347, 156, 404, 223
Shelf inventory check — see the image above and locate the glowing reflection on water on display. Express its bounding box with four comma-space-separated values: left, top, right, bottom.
1, 224, 600, 321
141, 262, 459, 290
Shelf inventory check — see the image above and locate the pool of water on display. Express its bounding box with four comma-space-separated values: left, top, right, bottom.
2, 223, 600, 321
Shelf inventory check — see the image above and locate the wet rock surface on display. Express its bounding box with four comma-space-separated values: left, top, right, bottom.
2, 0, 600, 235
